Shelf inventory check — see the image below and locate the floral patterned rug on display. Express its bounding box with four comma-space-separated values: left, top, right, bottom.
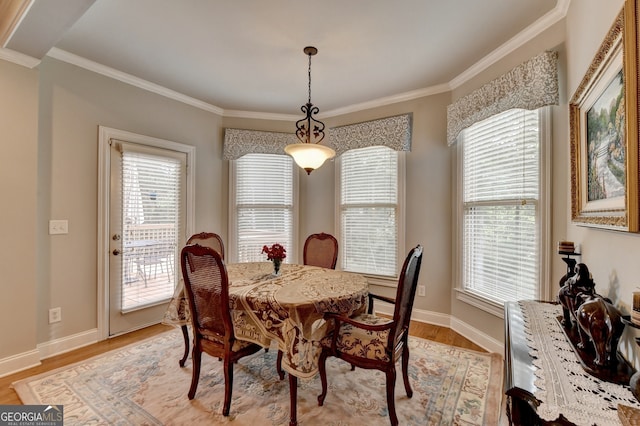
12, 329, 503, 425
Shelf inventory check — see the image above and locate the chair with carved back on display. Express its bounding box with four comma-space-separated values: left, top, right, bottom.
317, 245, 423, 426
180, 244, 262, 415
187, 232, 225, 259
303, 232, 338, 269
176, 232, 225, 367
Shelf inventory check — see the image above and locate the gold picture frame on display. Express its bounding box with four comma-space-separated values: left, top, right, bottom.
570, 0, 639, 231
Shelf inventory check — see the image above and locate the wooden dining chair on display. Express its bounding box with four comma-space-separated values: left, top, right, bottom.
317, 245, 423, 426
303, 232, 338, 269
186, 231, 225, 259
180, 244, 262, 415
177, 232, 226, 367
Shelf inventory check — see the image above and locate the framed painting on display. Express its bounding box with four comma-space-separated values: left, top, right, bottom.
570, 0, 639, 231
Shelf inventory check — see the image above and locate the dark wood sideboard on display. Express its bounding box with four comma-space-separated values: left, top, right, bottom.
505, 300, 640, 425
504, 301, 577, 425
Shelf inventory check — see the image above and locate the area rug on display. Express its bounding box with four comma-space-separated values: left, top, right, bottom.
12, 329, 503, 425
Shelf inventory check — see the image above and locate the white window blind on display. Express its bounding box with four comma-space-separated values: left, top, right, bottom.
340, 146, 398, 277
462, 108, 540, 304
121, 149, 182, 311
234, 153, 294, 262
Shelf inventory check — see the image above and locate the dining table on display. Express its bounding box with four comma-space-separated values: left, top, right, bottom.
163, 261, 369, 426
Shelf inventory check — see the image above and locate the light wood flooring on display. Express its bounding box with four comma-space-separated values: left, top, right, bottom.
0, 321, 486, 405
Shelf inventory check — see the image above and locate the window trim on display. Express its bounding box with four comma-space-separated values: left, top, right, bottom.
453, 107, 551, 315
97, 125, 195, 340
228, 154, 299, 264
335, 148, 405, 285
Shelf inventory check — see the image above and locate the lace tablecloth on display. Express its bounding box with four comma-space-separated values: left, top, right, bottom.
164, 262, 368, 379
519, 300, 640, 425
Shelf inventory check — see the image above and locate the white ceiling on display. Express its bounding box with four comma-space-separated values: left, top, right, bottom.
2, 0, 565, 118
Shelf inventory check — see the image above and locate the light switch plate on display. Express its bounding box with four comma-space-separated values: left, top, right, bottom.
49, 220, 68, 235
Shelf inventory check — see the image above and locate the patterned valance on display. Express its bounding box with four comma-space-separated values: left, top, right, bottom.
223, 128, 297, 160
446, 50, 559, 146
224, 114, 412, 160
328, 114, 412, 156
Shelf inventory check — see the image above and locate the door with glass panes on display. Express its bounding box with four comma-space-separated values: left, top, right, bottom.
108, 139, 186, 336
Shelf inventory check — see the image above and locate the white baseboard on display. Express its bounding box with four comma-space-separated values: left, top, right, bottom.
37, 328, 98, 359
372, 301, 504, 355
0, 349, 40, 379
0, 328, 98, 378
450, 316, 504, 355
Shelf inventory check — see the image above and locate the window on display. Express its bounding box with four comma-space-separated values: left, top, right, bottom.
230, 153, 297, 263
338, 146, 403, 278
458, 108, 549, 312
121, 148, 184, 311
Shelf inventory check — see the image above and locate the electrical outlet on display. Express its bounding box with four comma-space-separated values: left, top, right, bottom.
49, 307, 62, 323
49, 220, 68, 235
418, 285, 426, 297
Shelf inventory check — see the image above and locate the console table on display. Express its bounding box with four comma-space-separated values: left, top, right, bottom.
504, 300, 640, 425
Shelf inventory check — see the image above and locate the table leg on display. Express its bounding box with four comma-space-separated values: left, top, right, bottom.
289, 373, 297, 426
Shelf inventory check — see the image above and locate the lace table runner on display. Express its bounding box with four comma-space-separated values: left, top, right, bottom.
519, 300, 640, 425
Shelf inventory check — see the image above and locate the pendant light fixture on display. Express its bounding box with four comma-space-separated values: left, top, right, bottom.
285, 46, 336, 174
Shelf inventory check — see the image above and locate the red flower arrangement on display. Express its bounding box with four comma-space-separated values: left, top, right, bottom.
262, 243, 287, 261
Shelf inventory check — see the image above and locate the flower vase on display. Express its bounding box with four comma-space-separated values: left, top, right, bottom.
272, 259, 282, 276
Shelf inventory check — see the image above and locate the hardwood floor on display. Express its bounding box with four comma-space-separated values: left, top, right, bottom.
0, 321, 485, 405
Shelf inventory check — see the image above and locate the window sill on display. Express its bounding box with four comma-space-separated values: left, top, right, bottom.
454, 288, 504, 319
365, 274, 398, 288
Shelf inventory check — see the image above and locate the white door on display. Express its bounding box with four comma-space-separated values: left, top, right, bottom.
108, 139, 187, 336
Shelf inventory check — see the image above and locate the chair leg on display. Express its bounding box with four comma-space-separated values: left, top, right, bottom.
179, 325, 189, 367
276, 350, 285, 380
317, 350, 329, 406
401, 344, 413, 398
386, 368, 398, 426
188, 348, 201, 400
222, 358, 234, 416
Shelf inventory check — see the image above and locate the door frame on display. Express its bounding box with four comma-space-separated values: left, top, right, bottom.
97, 125, 195, 340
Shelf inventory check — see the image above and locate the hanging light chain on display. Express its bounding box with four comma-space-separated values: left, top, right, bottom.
308, 51, 312, 105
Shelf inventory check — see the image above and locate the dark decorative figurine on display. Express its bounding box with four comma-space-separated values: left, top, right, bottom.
558, 263, 595, 327
576, 295, 624, 367
557, 262, 629, 379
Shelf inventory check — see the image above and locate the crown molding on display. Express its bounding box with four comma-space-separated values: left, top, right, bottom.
39, 0, 570, 120
322, 83, 451, 118
0, 47, 39, 68
449, 0, 570, 89
0, 0, 32, 46
47, 47, 224, 115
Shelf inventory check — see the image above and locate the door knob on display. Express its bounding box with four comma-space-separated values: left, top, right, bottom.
112, 249, 121, 256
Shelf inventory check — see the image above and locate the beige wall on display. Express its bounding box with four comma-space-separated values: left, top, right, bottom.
3, 0, 639, 371
33, 57, 224, 344
319, 95, 453, 312
448, 20, 567, 343
0, 59, 38, 358
566, 1, 640, 327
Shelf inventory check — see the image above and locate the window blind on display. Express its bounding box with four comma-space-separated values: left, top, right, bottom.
462, 108, 540, 303
121, 149, 182, 311
340, 146, 398, 276
235, 153, 294, 262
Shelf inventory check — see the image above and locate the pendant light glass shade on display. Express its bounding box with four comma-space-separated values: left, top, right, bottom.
284, 143, 335, 175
